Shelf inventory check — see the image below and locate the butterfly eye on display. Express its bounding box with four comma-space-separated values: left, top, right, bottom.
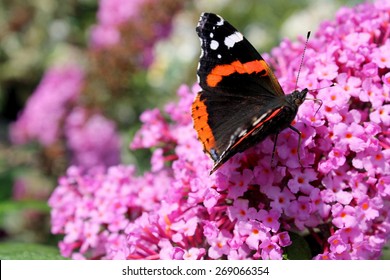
295, 99, 304, 106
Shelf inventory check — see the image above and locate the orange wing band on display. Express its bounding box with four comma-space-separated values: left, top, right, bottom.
191, 94, 216, 153
206, 60, 268, 87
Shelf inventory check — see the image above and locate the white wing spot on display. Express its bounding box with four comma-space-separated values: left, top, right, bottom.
210, 33, 214, 38
252, 111, 271, 126
217, 54, 222, 59
238, 129, 247, 138
216, 15, 224, 26
224, 31, 244, 49
210, 40, 219, 50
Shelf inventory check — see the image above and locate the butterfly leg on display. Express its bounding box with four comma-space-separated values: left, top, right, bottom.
271, 132, 279, 167
288, 125, 303, 166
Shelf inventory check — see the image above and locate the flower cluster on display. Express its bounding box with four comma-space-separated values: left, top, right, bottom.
10, 0, 184, 169
10, 65, 84, 146
90, 0, 146, 48
50, 1, 390, 259
90, 0, 183, 67
64, 107, 121, 169
9, 64, 121, 169
49, 165, 173, 259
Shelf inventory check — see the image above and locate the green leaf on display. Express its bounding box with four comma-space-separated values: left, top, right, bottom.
0, 171, 13, 201
0, 243, 67, 260
0, 200, 50, 215
381, 244, 390, 260
285, 232, 312, 260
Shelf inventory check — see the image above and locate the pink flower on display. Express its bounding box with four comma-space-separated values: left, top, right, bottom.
318, 147, 346, 173
314, 61, 339, 81
183, 248, 206, 260
276, 232, 292, 247
259, 239, 283, 260
285, 196, 313, 229
332, 204, 358, 228
266, 186, 295, 212
236, 220, 269, 250
287, 168, 317, 194
328, 233, 351, 254
343, 32, 371, 52
310, 188, 331, 219
258, 209, 281, 232
371, 39, 390, 68
370, 104, 390, 125
130, 108, 172, 149
227, 169, 254, 198
333, 122, 368, 152
208, 230, 232, 259
227, 199, 257, 221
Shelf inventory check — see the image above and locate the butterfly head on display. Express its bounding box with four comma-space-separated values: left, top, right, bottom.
291, 88, 309, 107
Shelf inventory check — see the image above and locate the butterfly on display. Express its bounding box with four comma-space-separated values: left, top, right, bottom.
192, 12, 309, 174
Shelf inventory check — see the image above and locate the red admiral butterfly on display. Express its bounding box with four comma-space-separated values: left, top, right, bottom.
192, 12, 309, 174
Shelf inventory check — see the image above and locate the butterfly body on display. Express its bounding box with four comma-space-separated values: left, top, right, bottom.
192, 13, 308, 174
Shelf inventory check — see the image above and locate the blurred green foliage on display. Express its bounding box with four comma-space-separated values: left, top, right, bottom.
0, 242, 67, 259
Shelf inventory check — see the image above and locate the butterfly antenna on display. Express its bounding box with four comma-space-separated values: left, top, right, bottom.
308, 83, 336, 93
307, 83, 336, 116
295, 31, 311, 90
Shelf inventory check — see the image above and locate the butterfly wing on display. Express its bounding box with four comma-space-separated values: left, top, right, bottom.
192, 13, 287, 173
196, 12, 285, 97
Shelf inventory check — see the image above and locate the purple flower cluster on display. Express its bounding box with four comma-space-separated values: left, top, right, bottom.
89, 0, 178, 67
65, 107, 121, 169
50, 1, 390, 259
10, 1, 183, 170
90, 0, 145, 48
10, 64, 121, 169
49, 165, 172, 259
10, 65, 84, 146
